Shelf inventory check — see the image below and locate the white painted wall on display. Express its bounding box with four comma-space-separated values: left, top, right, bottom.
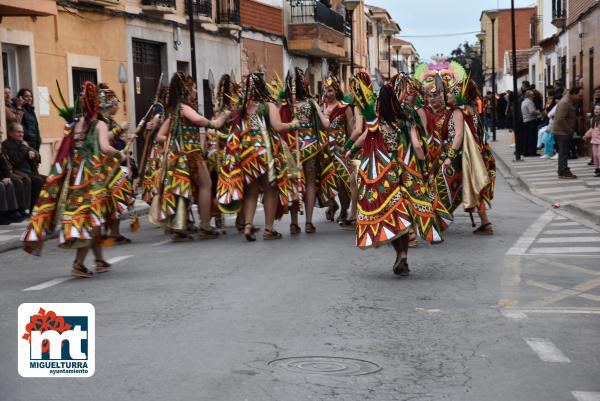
252, 0, 283, 8
541, 0, 557, 39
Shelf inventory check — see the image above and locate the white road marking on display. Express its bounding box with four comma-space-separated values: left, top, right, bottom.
151, 239, 171, 247
22, 255, 134, 291
23, 277, 72, 292
513, 308, 600, 315
501, 310, 527, 320
528, 247, 600, 254
106, 255, 133, 264
506, 211, 555, 255
525, 338, 571, 363
536, 237, 600, 243
544, 228, 597, 235
572, 392, 600, 401
548, 221, 583, 227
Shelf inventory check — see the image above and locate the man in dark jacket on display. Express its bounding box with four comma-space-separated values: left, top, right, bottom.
2, 122, 45, 210
0, 152, 24, 224
553, 87, 582, 179
16, 88, 42, 152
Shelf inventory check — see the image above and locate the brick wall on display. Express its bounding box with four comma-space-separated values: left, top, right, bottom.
240, 0, 283, 35
289, 23, 345, 48
241, 37, 283, 81
567, 0, 597, 25
497, 7, 537, 69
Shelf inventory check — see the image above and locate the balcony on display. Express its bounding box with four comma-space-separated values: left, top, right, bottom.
0, 0, 57, 16
216, 0, 241, 30
141, 0, 176, 14
192, 0, 212, 22
77, 0, 120, 6
551, 0, 566, 29
288, 0, 349, 59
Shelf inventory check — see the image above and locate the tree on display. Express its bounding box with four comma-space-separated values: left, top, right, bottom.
449, 41, 483, 90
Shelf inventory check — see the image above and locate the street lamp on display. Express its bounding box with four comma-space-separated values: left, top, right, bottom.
486, 10, 498, 142
509, 0, 523, 160
384, 26, 395, 79
476, 31, 486, 93
343, 0, 360, 74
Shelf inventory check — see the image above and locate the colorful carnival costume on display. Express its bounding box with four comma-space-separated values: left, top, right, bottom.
141, 101, 166, 204
22, 83, 134, 255
415, 61, 494, 217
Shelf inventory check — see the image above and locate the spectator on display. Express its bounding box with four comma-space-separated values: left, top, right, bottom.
16, 88, 42, 152
483, 91, 494, 137
531, 84, 544, 111
1, 122, 45, 209
0, 152, 24, 224
521, 90, 542, 156
497, 93, 507, 129
593, 86, 600, 107
4, 86, 25, 126
553, 87, 582, 179
583, 104, 600, 177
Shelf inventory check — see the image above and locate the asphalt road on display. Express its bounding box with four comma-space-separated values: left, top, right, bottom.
1, 173, 599, 401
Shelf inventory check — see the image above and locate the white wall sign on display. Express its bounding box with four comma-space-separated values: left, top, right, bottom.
37, 86, 50, 116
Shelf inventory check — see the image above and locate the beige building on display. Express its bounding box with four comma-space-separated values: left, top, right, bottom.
1, 0, 127, 174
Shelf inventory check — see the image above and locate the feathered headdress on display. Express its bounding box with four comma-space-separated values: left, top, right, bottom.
48, 80, 76, 123
97, 83, 119, 116
217, 73, 242, 110
351, 71, 377, 122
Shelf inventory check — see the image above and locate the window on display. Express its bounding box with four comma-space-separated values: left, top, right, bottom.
2, 46, 19, 91
572, 56, 577, 87
72, 67, 98, 105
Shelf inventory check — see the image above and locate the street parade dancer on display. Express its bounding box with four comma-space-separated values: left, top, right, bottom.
415, 61, 494, 234
320, 67, 355, 224
348, 71, 451, 276
287, 67, 330, 235
98, 82, 136, 245
155, 72, 230, 241
22, 81, 134, 277
236, 72, 296, 241
140, 86, 168, 206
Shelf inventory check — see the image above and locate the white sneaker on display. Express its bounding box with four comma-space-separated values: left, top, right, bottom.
550, 154, 558, 160
540, 154, 549, 159
509, 144, 516, 148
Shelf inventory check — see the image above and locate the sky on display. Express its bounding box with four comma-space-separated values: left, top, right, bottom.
366, 0, 535, 62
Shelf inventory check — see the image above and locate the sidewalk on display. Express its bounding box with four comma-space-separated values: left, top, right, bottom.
0, 199, 149, 254
491, 129, 600, 225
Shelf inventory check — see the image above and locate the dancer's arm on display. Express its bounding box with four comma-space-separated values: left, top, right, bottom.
310, 99, 330, 129
156, 117, 171, 144
181, 104, 230, 129
444, 109, 464, 167
267, 102, 299, 132
97, 120, 127, 161
345, 106, 355, 136
410, 125, 426, 160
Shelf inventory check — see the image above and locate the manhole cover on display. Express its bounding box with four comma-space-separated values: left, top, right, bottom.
268, 356, 381, 376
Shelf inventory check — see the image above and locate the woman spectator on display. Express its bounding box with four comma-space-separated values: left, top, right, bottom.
17, 88, 41, 153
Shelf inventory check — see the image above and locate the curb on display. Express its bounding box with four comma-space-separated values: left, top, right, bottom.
491, 147, 600, 226
0, 203, 150, 255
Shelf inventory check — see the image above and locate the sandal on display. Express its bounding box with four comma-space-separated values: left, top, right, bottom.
326, 201, 339, 222
473, 223, 493, 235
197, 226, 220, 240
244, 223, 257, 242
171, 232, 194, 242
215, 216, 227, 234
95, 259, 112, 273
339, 219, 356, 231
263, 228, 283, 240
290, 223, 301, 235
336, 211, 348, 224
104, 235, 132, 246
71, 261, 94, 278
305, 222, 316, 234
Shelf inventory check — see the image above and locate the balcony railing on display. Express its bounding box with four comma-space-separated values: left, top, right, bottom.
289, 0, 346, 34
551, 0, 566, 28
217, 0, 240, 26
141, 0, 176, 9
193, 0, 212, 19
380, 51, 390, 61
